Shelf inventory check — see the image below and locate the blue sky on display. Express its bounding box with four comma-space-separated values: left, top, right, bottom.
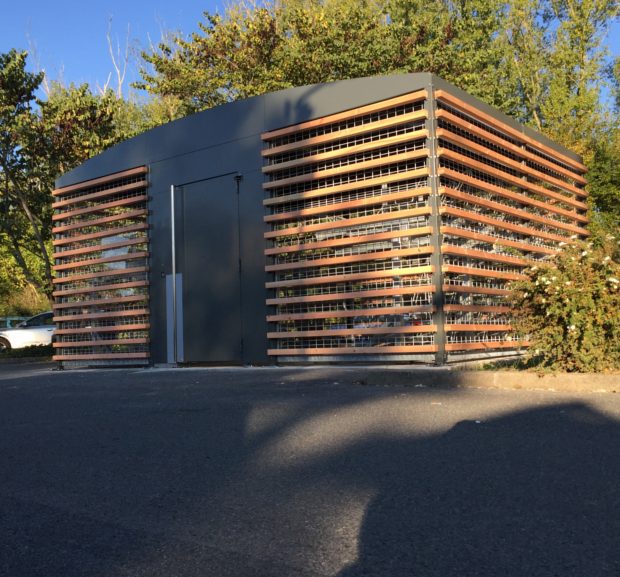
2, 1, 619, 100
1, 1, 223, 93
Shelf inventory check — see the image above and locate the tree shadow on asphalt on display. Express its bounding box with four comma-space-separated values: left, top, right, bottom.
0, 369, 619, 576
331, 401, 620, 577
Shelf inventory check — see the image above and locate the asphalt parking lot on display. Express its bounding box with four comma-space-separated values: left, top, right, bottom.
1, 363, 619, 577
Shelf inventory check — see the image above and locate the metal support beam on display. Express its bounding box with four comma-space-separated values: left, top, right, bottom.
170, 184, 178, 365
426, 84, 447, 365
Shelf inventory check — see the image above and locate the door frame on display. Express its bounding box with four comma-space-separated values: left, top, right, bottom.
169, 172, 241, 364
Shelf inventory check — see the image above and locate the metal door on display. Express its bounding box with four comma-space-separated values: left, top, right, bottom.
175, 175, 242, 363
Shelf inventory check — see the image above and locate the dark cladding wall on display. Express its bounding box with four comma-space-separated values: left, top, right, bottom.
54, 74, 443, 365
53, 74, 587, 366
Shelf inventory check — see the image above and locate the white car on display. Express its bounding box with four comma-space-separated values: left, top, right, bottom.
0, 311, 55, 352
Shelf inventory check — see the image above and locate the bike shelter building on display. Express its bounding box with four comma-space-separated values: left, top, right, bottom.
51, 73, 588, 367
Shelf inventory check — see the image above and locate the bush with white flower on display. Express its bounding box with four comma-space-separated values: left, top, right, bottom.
510, 235, 620, 372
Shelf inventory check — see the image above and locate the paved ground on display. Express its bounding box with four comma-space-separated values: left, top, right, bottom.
1, 363, 619, 577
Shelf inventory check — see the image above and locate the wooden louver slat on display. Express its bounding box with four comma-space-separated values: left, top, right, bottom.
434, 90, 587, 173
263, 91, 438, 359
52, 166, 150, 365
52, 166, 148, 197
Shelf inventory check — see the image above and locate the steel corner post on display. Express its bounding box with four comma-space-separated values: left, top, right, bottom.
426, 86, 447, 365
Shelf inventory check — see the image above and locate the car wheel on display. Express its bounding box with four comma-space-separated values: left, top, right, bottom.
0, 337, 11, 353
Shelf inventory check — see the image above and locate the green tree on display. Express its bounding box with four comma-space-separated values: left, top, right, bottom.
501, 0, 554, 126
136, 4, 286, 116
539, 0, 618, 160
586, 55, 620, 234
136, 0, 618, 125
135, 0, 517, 119
0, 50, 47, 294
388, 0, 519, 113
587, 126, 620, 233
0, 50, 132, 298
0, 241, 48, 316
613, 55, 620, 109
276, 0, 398, 87
28, 82, 120, 175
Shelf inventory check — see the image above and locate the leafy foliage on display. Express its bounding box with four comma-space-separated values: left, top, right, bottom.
135, 0, 618, 128
0, 241, 49, 315
0, 50, 47, 292
587, 126, 620, 232
136, 0, 517, 117
0, 343, 53, 359
536, 0, 617, 161
0, 50, 139, 300
29, 83, 120, 174
510, 236, 620, 372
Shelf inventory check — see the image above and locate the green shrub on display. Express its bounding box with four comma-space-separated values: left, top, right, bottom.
510, 235, 620, 372
0, 285, 50, 317
0, 344, 53, 359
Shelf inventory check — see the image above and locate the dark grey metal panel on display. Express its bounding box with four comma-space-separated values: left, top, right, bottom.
261, 73, 432, 133
56, 73, 582, 192
177, 176, 242, 362
165, 273, 184, 364
144, 135, 268, 365
56, 97, 267, 188
236, 170, 269, 365
425, 87, 447, 365
56, 74, 435, 189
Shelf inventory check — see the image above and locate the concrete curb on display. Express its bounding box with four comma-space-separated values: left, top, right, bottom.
352, 368, 620, 393
140, 366, 620, 394
1, 360, 618, 393
0, 357, 53, 366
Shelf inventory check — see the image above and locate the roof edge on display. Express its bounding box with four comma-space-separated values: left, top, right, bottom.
428, 74, 584, 166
